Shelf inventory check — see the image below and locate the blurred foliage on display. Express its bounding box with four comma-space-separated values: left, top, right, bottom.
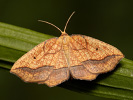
0, 0, 133, 100
0, 22, 133, 100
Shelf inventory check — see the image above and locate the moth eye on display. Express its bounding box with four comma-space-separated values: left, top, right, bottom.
34, 57, 36, 59
96, 48, 98, 51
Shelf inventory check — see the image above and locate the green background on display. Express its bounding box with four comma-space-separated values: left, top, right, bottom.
0, 0, 133, 100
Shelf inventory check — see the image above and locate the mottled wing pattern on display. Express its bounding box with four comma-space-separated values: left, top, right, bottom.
69, 35, 124, 80
10, 34, 124, 87
10, 37, 69, 87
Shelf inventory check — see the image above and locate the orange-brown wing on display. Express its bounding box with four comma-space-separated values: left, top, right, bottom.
69, 35, 124, 80
10, 37, 69, 87
41, 45, 69, 87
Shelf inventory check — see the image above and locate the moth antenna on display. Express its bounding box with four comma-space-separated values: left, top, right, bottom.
63, 11, 75, 32
38, 20, 63, 33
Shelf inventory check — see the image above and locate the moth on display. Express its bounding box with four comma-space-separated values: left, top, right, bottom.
10, 12, 124, 87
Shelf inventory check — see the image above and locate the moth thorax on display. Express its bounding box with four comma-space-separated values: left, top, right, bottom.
62, 36, 69, 45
